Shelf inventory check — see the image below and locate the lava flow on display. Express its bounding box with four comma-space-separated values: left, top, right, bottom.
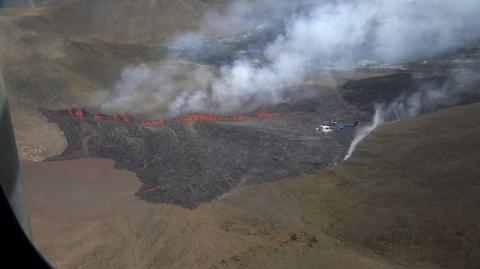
66, 108, 290, 126
41, 94, 363, 208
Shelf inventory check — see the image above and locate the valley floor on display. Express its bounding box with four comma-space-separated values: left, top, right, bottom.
24, 103, 480, 268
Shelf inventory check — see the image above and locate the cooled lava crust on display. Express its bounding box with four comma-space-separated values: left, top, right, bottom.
41, 95, 364, 208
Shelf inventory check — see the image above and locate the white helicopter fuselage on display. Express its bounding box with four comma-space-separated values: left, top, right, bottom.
316, 125, 334, 133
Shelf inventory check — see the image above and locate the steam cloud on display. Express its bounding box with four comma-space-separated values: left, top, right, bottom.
93, 0, 480, 116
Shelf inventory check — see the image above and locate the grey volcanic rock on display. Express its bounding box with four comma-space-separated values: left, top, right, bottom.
41, 96, 364, 208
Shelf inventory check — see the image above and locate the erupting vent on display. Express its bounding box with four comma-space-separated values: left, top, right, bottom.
68, 108, 85, 118
174, 114, 222, 123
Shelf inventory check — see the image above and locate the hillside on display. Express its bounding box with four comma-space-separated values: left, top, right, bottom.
2, 0, 60, 7
0, 12, 163, 160
301, 102, 480, 269
0, 0, 253, 160
12, 0, 253, 46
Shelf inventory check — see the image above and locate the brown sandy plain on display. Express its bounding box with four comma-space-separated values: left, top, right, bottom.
21, 157, 438, 269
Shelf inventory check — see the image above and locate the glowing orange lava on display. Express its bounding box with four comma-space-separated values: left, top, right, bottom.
66, 109, 293, 126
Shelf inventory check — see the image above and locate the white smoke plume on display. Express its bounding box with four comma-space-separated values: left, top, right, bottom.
344, 68, 480, 160
93, 0, 480, 116
93, 62, 215, 115
344, 107, 383, 160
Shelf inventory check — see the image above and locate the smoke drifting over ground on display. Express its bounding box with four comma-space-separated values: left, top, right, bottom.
345, 68, 480, 159
93, 0, 480, 116
93, 63, 215, 115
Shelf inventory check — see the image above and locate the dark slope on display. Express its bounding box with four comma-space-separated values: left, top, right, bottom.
301, 102, 480, 269
341, 45, 480, 113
